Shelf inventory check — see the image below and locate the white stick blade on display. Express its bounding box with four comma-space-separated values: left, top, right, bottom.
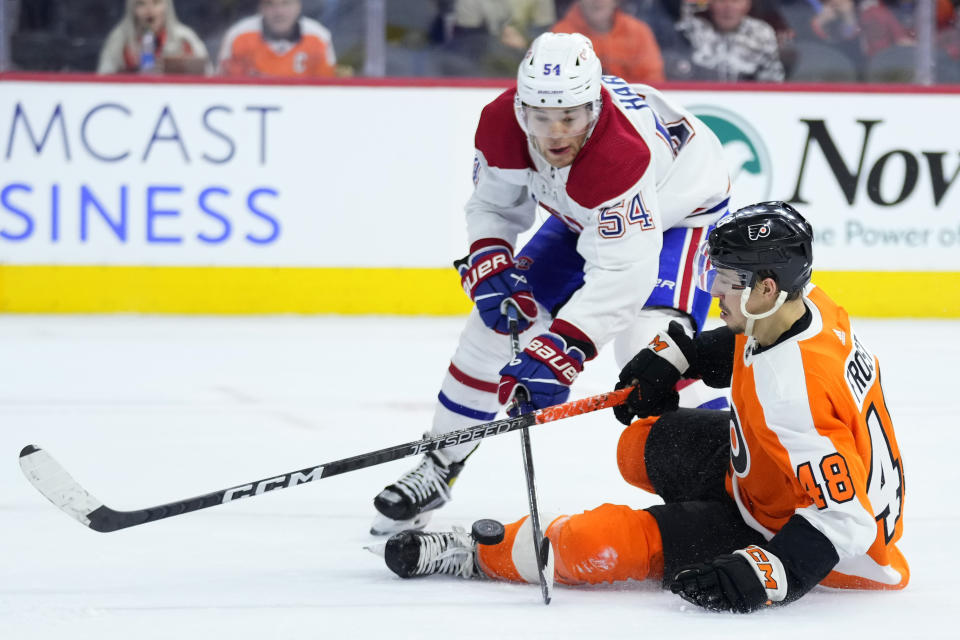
19, 445, 104, 528
542, 538, 555, 604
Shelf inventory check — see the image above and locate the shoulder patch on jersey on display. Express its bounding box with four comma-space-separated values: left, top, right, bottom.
475, 88, 533, 171
566, 88, 651, 210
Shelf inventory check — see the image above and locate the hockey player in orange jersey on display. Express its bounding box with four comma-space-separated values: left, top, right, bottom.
380, 202, 907, 613
218, 0, 337, 77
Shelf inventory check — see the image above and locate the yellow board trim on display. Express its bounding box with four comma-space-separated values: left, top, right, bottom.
1, 266, 958, 317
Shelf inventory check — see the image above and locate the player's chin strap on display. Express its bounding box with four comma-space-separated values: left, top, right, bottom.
740, 287, 788, 338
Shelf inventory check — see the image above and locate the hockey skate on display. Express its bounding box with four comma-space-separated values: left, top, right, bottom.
370, 450, 465, 535
384, 527, 478, 579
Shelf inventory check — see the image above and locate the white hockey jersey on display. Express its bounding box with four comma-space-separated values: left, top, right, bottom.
468, 77, 731, 353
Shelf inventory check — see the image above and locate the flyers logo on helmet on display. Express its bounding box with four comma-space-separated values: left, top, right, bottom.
747, 224, 770, 240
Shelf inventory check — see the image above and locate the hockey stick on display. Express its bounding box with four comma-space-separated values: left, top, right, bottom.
505, 305, 554, 605
18, 387, 633, 534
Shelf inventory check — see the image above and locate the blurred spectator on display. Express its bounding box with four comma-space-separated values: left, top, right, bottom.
98, 0, 210, 74
500, 0, 556, 49
858, 0, 914, 57
750, 0, 794, 36
938, 0, 960, 60
811, 0, 860, 41
552, 0, 665, 82
445, 0, 556, 51
676, 0, 786, 80
622, 0, 688, 50
443, 0, 555, 74
750, 0, 796, 70
800, 0, 862, 70
860, 0, 960, 60
219, 0, 340, 77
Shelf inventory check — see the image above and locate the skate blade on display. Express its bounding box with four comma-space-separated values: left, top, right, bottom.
369, 511, 433, 536
363, 541, 387, 557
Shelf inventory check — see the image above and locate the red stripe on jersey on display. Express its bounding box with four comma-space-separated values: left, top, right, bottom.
448, 363, 499, 393
539, 201, 584, 233
474, 87, 533, 171
566, 88, 651, 210
677, 227, 704, 313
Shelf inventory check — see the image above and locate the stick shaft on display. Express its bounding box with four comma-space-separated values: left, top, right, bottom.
19, 387, 631, 533
506, 306, 552, 605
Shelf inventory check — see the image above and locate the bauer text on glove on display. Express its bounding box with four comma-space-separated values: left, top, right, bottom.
456, 240, 537, 335
498, 333, 585, 410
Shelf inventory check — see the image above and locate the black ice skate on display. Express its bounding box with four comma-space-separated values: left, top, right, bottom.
370, 450, 464, 535
384, 527, 478, 579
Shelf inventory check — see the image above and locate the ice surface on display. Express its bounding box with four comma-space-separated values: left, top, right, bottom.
1, 314, 956, 639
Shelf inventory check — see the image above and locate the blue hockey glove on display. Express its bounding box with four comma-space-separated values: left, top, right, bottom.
457, 241, 537, 335
498, 333, 584, 411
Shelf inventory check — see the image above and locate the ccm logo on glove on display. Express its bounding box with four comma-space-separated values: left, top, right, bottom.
735, 545, 787, 603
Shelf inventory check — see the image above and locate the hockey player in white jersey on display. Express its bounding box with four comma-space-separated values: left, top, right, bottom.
371, 32, 732, 535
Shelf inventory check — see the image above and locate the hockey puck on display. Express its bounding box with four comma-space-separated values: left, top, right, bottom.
471, 518, 505, 545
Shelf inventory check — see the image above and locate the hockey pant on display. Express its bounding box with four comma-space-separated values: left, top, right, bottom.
476, 409, 909, 590
435, 217, 727, 462
477, 409, 763, 586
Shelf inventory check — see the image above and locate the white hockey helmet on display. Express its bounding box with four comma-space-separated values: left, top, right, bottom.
515, 32, 603, 137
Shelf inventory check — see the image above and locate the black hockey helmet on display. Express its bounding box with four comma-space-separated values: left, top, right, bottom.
696, 201, 813, 297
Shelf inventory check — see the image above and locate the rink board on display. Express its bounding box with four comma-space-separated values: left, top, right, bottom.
2, 75, 959, 317
3, 265, 958, 317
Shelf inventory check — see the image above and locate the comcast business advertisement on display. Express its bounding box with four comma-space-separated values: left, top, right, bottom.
1, 80, 959, 272
0, 81, 484, 268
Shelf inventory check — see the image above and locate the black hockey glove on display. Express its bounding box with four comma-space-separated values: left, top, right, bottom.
614, 321, 695, 425
669, 545, 788, 613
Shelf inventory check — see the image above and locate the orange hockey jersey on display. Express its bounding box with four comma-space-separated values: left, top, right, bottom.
726, 285, 907, 590
218, 15, 336, 77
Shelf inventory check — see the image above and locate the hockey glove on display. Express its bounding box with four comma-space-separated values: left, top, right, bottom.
456, 241, 537, 335
498, 333, 584, 411
670, 545, 788, 613
614, 321, 695, 425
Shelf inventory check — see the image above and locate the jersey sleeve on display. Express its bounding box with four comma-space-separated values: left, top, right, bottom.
764, 513, 840, 604
689, 327, 736, 387
464, 89, 537, 251
464, 149, 536, 251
